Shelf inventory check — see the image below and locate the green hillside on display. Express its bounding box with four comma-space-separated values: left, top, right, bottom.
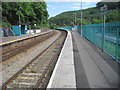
49, 2, 120, 28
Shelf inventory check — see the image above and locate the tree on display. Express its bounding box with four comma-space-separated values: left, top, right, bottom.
96, 2, 119, 10
2, 2, 49, 27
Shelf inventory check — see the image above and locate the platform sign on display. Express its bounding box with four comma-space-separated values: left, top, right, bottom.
100, 4, 107, 15
100, 4, 107, 51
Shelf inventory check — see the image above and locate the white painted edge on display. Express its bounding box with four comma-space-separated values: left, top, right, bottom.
47, 29, 76, 88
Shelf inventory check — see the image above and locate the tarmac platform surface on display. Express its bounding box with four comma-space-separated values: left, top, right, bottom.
72, 31, 119, 88
47, 30, 119, 88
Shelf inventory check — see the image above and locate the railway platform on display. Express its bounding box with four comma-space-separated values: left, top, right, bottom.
1, 29, 119, 89
47, 30, 76, 88
1, 30, 50, 45
47, 30, 119, 88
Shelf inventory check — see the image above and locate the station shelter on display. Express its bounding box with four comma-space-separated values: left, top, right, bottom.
12, 25, 27, 36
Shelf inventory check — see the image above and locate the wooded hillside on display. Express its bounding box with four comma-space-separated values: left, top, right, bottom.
49, 2, 120, 28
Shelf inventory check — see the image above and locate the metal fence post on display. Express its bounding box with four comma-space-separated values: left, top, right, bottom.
102, 15, 106, 52
102, 24, 104, 52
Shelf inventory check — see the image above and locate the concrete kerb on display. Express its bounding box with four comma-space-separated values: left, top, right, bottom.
47, 29, 76, 88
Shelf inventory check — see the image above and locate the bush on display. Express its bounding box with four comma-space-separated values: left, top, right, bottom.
49, 24, 58, 29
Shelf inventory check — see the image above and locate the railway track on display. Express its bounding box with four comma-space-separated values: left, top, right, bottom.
1, 30, 67, 89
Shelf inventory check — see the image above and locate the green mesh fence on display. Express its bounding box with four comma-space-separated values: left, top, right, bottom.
82, 21, 120, 63
58, 21, 120, 63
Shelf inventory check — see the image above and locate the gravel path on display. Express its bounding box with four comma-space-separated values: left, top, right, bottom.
0, 31, 61, 87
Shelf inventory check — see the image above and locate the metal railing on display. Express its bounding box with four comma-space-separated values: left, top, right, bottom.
58, 21, 120, 63
81, 21, 120, 62
57, 26, 72, 30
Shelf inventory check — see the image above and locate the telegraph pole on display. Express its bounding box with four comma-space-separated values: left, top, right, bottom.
75, 12, 76, 25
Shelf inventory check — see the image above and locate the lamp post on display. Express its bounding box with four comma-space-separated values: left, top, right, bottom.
73, 12, 76, 25
80, 0, 82, 36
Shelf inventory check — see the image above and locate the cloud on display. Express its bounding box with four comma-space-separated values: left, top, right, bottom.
73, 3, 81, 6
47, 5, 51, 8
71, 6, 80, 9
70, 2, 97, 9
47, 4, 56, 10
